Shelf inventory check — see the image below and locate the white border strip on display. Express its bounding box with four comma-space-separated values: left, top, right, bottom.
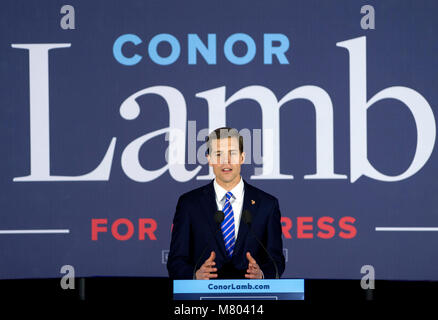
200, 296, 279, 300
375, 227, 438, 231
0, 229, 70, 234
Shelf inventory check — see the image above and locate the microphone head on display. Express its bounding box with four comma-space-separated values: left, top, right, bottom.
242, 209, 252, 225
214, 210, 224, 224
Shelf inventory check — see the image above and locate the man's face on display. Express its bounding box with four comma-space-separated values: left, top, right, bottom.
207, 137, 245, 186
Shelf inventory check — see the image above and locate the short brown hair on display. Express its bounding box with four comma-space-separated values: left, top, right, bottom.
206, 127, 243, 155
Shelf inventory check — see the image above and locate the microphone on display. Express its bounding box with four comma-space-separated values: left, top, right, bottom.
242, 209, 279, 279
214, 210, 225, 225
192, 210, 224, 279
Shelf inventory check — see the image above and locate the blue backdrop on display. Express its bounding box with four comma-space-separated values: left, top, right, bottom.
1, 0, 437, 280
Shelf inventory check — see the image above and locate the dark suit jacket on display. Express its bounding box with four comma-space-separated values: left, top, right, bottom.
167, 178, 285, 279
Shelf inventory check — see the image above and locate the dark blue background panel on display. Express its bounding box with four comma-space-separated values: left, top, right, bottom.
0, 0, 437, 280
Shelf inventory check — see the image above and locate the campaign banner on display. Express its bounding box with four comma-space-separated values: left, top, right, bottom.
0, 0, 437, 280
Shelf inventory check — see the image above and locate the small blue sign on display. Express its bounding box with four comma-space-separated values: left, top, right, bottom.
173, 279, 304, 300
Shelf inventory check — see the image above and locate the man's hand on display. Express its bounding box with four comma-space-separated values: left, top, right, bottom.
195, 251, 218, 280
245, 252, 263, 279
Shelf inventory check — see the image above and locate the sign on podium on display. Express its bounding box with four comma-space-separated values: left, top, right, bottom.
173, 279, 304, 300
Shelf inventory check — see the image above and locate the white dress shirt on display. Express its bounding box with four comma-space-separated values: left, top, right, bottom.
213, 176, 244, 240
213, 176, 264, 278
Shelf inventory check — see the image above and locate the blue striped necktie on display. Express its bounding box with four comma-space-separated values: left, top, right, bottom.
221, 191, 236, 257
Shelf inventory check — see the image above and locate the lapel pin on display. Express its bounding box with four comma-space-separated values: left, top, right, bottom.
251, 200, 255, 205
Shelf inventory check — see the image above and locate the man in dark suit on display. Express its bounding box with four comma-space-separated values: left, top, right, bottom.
167, 127, 285, 279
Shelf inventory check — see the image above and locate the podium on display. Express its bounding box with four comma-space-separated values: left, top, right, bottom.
173, 279, 304, 300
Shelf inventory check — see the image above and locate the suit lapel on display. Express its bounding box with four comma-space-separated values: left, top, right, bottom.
200, 180, 228, 258
232, 179, 260, 260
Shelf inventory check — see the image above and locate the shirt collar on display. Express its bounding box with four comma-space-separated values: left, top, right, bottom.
213, 176, 244, 202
